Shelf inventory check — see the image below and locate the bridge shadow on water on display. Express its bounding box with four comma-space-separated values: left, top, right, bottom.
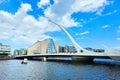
30, 58, 120, 66
16, 56, 120, 67
93, 58, 120, 66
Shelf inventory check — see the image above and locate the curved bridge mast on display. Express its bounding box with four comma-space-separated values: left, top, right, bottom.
47, 18, 95, 54
47, 18, 120, 61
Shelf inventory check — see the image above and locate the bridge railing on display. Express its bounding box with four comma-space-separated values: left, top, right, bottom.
46, 52, 78, 54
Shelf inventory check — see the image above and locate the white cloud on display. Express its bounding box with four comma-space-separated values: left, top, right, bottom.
112, 46, 120, 50
0, 0, 111, 47
0, 0, 9, 4
43, 0, 110, 29
71, 0, 109, 13
105, 10, 117, 15
76, 31, 89, 36
0, 3, 51, 44
44, 0, 78, 27
119, 26, 120, 29
117, 30, 120, 33
117, 26, 120, 33
102, 25, 110, 28
117, 38, 120, 40
37, 0, 50, 9
0, 0, 5, 4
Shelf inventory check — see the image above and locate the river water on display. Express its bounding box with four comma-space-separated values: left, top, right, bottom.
0, 59, 120, 80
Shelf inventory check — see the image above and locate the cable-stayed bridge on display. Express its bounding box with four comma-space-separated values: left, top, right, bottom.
15, 18, 120, 61
15, 53, 111, 61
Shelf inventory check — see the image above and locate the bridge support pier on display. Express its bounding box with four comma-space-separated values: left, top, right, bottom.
43, 57, 47, 62
72, 57, 94, 62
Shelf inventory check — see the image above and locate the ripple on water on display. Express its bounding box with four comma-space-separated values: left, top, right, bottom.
0, 60, 120, 80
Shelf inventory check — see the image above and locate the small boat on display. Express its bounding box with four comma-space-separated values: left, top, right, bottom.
21, 58, 28, 64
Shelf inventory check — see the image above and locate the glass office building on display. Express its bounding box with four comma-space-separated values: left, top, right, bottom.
44, 38, 57, 54
27, 38, 59, 55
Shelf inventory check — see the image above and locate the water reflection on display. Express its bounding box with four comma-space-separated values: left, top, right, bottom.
0, 60, 120, 80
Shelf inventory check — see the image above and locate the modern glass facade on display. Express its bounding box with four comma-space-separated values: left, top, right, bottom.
44, 38, 57, 54
27, 38, 59, 55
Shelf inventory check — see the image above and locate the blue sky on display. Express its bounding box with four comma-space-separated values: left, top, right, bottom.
0, 0, 120, 51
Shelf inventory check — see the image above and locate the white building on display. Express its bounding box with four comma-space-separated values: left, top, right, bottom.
14, 48, 27, 55
0, 43, 11, 55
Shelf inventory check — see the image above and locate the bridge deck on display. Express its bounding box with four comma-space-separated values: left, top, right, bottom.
15, 53, 115, 59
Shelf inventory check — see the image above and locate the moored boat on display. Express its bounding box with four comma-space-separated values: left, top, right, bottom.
21, 58, 28, 64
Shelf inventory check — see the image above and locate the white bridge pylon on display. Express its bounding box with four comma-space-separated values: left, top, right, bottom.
47, 18, 105, 55
47, 18, 120, 60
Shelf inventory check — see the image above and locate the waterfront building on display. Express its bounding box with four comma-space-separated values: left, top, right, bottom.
27, 38, 59, 55
59, 46, 104, 53
68, 46, 77, 53
19, 48, 27, 55
0, 43, 11, 55
14, 48, 27, 55
14, 50, 19, 55
59, 46, 65, 53
85, 47, 104, 53
64, 45, 69, 53
59, 45, 77, 53
93, 49, 104, 53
